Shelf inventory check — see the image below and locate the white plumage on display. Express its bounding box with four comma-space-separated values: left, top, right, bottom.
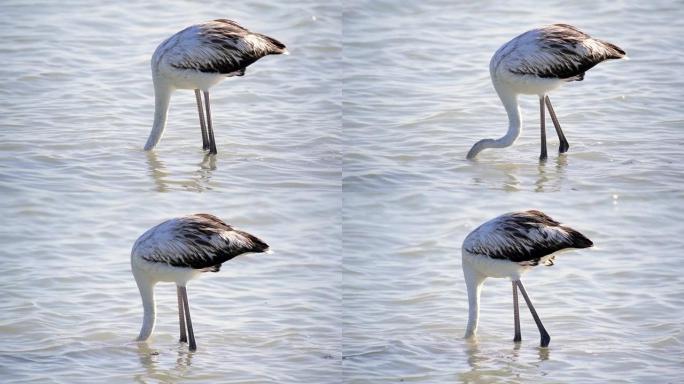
131, 213, 269, 351
467, 24, 626, 160
462, 210, 592, 347
144, 19, 288, 154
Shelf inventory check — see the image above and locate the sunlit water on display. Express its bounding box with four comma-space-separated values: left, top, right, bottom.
343, 1, 683, 383
0, 0, 341, 383
2, 0, 683, 383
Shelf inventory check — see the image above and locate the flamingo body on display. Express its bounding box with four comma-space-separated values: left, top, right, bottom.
467, 24, 626, 159
145, 19, 287, 153
131, 213, 269, 350
462, 210, 592, 346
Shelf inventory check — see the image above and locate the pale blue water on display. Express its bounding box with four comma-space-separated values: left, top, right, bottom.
1, 0, 683, 383
0, 0, 341, 383
343, 1, 684, 383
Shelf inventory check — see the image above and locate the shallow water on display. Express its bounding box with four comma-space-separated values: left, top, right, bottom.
0, 0, 341, 383
342, 0, 684, 383
1, 0, 683, 383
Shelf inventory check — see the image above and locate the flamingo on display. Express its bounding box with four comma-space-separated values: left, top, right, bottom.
462, 210, 593, 347
131, 213, 270, 351
144, 19, 288, 154
466, 24, 626, 160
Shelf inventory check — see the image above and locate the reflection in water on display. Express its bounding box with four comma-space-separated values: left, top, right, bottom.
469, 160, 522, 192
538, 346, 550, 361
469, 154, 571, 193
196, 153, 217, 188
145, 151, 216, 192
501, 164, 521, 192
145, 150, 169, 192
462, 338, 550, 382
134, 341, 194, 383
464, 338, 484, 371
554, 154, 568, 170
535, 155, 568, 192
535, 161, 549, 193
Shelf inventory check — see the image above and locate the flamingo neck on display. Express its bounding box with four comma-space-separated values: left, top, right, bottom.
463, 262, 486, 338
134, 272, 156, 341
466, 85, 522, 159
144, 77, 173, 151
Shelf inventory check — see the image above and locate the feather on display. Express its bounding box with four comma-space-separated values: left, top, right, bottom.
463, 210, 592, 265
133, 214, 269, 271
157, 19, 287, 75
494, 24, 625, 81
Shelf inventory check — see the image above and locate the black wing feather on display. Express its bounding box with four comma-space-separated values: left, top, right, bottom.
510, 24, 626, 81
141, 214, 269, 270
170, 19, 287, 75
465, 210, 593, 264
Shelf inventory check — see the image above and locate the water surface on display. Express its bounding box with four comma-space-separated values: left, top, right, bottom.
1, 1, 341, 383
343, 1, 683, 383
2, 0, 684, 383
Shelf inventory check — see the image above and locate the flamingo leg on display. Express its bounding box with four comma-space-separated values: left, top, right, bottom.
176, 286, 187, 343
203, 91, 218, 155
515, 280, 550, 347
539, 96, 548, 161
512, 281, 521, 342
179, 286, 197, 351
195, 90, 209, 151
544, 96, 569, 153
